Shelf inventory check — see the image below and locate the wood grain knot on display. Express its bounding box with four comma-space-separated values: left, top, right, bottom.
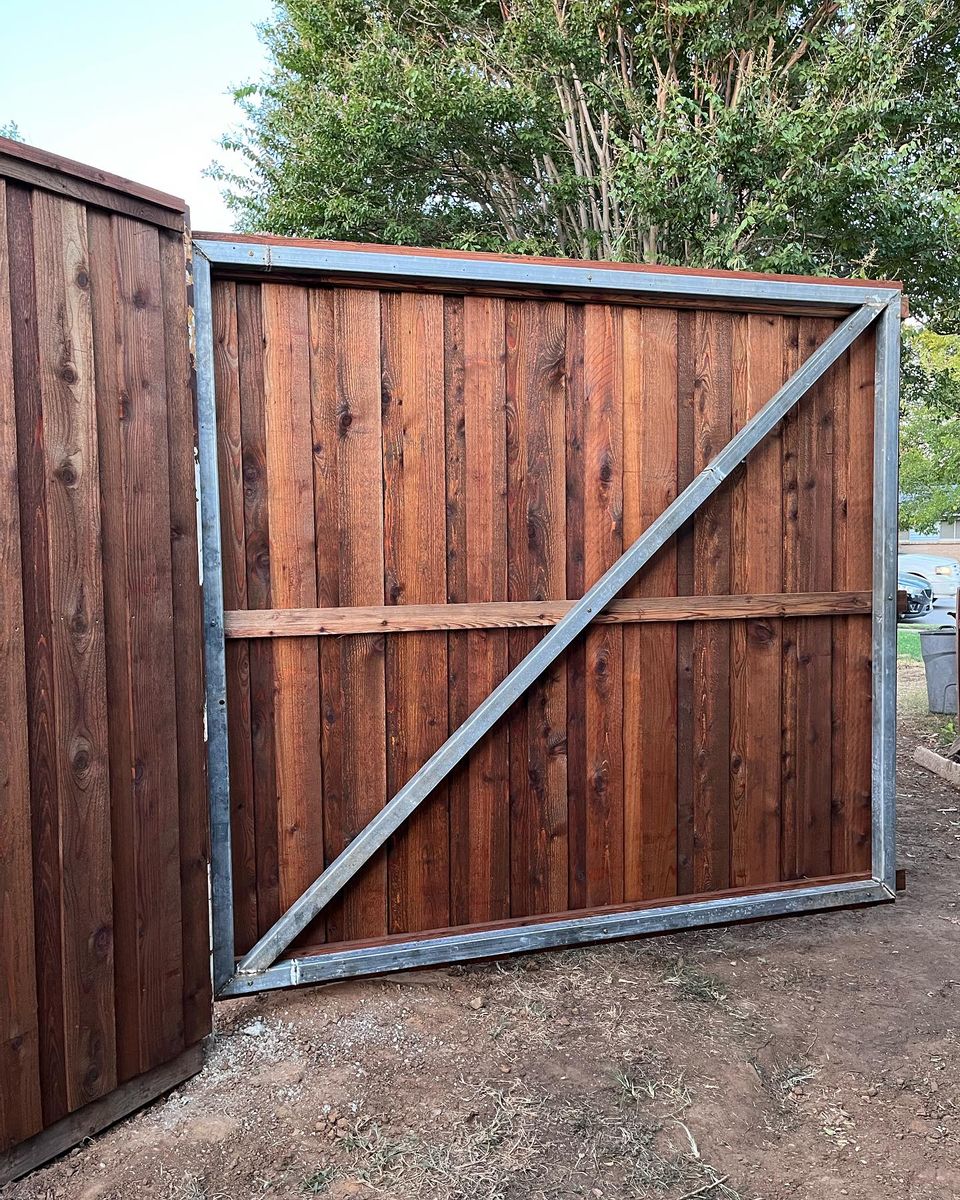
54, 458, 77, 486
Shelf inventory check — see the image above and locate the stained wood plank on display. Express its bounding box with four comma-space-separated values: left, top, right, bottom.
691, 311, 733, 893
782, 319, 837, 879
675, 311, 696, 895
214, 279, 258, 949
261, 284, 325, 938
622, 306, 679, 901
582, 303, 624, 907
7, 183, 68, 1126
236, 283, 280, 936
506, 299, 568, 917
382, 290, 450, 934
461, 296, 510, 921
832, 325, 874, 873
158, 229, 210, 1045
444, 297, 471, 927
312, 286, 387, 942
223, 592, 871, 637
780, 317, 802, 879
32, 191, 116, 1107
111, 215, 184, 1072
730, 314, 783, 887
565, 303, 588, 910
0, 179, 43, 1152
309, 287, 345, 942
86, 209, 136, 1081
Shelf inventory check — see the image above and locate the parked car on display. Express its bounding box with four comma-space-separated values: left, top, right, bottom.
897, 553, 960, 600
898, 573, 934, 621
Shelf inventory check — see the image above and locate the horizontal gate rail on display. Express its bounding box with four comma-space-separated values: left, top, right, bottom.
195, 237, 901, 314
233, 298, 885, 977
222, 591, 873, 638
219, 875, 886, 996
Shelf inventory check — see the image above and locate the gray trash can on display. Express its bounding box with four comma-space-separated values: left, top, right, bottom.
919, 629, 958, 714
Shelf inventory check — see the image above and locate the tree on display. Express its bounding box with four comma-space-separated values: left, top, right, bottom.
216, 0, 960, 528
216, 0, 960, 325
0, 121, 23, 141
900, 328, 960, 534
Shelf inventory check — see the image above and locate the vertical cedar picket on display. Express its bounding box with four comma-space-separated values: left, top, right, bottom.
0, 179, 44, 1149
382, 292, 451, 934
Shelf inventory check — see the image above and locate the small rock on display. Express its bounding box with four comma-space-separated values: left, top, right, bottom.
241, 1018, 266, 1037
469, 996, 485, 1010
500, 1064, 511, 1074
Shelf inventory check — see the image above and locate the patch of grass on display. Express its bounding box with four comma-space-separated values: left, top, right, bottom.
898, 626, 923, 661
615, 1058, 691, 1117
663, 962, 728, 1006
301, 1165, 336, 1194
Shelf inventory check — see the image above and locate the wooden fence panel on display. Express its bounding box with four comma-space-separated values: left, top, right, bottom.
0, 141, 209, 1173
0, 179, 44, 1150
212, 269, 881, 962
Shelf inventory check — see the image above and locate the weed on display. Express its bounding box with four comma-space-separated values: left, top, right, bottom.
301, 1165, 336, 1194
664, 961, 728, 1005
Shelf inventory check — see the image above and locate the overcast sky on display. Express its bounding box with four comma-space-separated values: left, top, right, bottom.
0, 0, 272, 229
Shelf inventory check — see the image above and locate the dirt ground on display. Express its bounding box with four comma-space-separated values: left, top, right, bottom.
6, 660, 960, 1200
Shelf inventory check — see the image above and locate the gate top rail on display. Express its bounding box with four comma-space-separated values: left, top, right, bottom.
194, 234, 903, 316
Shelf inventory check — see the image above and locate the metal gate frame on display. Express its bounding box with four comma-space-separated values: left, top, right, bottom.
191, 239, 900, 999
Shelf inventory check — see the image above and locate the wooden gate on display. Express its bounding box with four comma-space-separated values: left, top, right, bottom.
0, 139, 209, 1181
194, 235, 899, 997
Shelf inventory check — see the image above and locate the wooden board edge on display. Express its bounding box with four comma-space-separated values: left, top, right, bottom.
193, 230, 905, 297
913, 744, 960, 789
0, 153, 185, 232
0, 137, 186, 213
224, 592, 873, 638
0, 1042, 205, 1186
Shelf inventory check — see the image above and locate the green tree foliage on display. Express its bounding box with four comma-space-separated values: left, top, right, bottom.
0, 121, 23, 141
217, 0, 960, 322
900, 329, 960, 533
216, 0, 960, 524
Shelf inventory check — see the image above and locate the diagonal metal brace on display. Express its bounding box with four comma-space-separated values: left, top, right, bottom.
237, 298, 885, 975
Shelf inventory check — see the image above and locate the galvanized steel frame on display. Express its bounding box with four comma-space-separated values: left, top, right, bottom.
191, 238, 900, 998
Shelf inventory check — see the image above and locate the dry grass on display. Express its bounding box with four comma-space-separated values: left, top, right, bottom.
296, 1069, 742, 1200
